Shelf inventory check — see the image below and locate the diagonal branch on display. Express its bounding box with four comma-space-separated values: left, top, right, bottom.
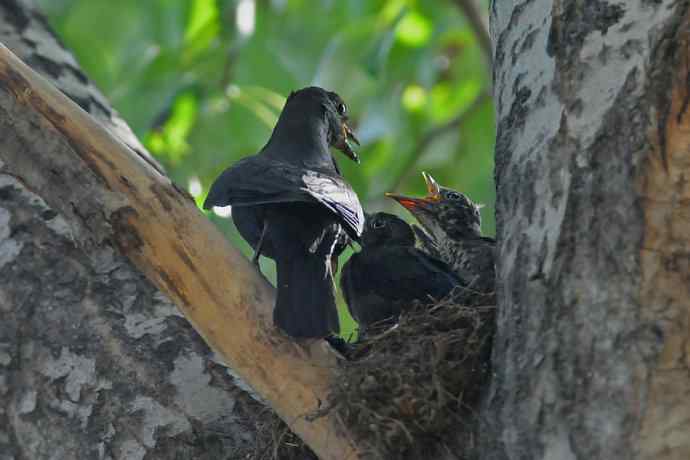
0, 44, 360, 460
452, 0, 493, 65
389, 91, 491, 192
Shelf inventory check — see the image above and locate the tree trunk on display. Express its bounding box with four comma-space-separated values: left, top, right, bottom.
0, 3, 268, 459
0, 2, 359, 459
486, 1, 690, 459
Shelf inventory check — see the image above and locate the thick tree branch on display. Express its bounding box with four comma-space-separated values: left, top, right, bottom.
0, 44, 359, 460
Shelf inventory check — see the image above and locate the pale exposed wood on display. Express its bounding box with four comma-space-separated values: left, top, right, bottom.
638, 12, 690, 460
0, 44, 358, 460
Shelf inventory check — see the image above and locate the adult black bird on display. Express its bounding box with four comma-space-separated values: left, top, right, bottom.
203, 87, 364, 338
387, 172, 496, 298
341, 212, 460, 334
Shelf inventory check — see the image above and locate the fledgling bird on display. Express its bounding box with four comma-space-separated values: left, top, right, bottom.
410, 222, 442, 260
203, 87, 364, 338
387, 172, 496, 298
341, 212, 461, 333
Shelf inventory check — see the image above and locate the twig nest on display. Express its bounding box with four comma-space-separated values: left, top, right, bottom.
331, 295, 496, 460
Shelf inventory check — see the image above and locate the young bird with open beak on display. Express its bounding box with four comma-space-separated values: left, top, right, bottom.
387, 172, 495, 299
204, 87, 364, 338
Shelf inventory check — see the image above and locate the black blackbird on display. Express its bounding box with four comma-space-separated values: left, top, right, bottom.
203, 87, 364, 338
387, 172, 496, 297
340, 212, 460, 333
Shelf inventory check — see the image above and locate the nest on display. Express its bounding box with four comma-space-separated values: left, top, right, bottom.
251, 408, 318, 460
330, 294, 496, 460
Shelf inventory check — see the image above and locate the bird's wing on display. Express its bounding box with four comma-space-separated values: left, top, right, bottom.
450, 238, 496, 297
340, 255, 355, 313
301, 170, 364, 238
340, 251, 397, 328
358, 247, 460, 302
462, 238, 496, 269
470, 238, 497, 277
204, 156, 307, 207
204, 156, 364, 238
412, 224, 441, 259
402, 247, 462, 291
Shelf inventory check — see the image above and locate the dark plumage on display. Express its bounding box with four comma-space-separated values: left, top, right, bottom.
387, 172, 496, 298
411, 223, 442, 260
341, 212, 461, 333
203, 87, 364, 338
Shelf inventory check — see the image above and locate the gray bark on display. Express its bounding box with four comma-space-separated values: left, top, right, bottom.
485, 1, 690, 460
0, 2, 266, 459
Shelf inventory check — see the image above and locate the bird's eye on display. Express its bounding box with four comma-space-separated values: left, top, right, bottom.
372, 219, 385, 229
337, 103, 347, 115
447, 192, 461, 200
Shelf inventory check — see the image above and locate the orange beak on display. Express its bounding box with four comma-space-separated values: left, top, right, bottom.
385, 171, 442, 210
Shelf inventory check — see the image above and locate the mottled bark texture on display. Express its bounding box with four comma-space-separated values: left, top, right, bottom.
486, 1, 690, 459
0, 176, 262, 460
0, 2, 267, 459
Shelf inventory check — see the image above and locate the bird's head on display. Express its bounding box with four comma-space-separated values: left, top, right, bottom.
361, 212, 415, 248
283, 87, 360, 163
385, 172, 482, 241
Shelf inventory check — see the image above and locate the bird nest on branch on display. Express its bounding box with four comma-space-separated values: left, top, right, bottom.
331, 294, 496, 460
251, 408, 318, 460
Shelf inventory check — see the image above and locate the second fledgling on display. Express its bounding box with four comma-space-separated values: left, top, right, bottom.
341, 212, 460, 334
387, 172, 495, 297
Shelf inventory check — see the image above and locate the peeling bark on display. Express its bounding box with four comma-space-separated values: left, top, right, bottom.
486, 1, 690, 459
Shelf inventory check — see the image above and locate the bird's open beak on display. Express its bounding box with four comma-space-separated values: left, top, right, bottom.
385, 171, 442, 211
335, 121, 360, 163
421, 171, 442, 199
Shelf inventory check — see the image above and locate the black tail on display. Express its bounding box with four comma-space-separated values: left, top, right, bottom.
273, 252, 340, 338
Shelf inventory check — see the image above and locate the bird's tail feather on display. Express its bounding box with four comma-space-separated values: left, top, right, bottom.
274, 253, 340, 338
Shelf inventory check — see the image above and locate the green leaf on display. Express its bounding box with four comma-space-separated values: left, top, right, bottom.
146, 91, 199, 164
183, 0, 220, 60
396, 10, 432, 47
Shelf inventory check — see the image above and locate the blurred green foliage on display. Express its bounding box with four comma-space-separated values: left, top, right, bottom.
40, 0, 495, 338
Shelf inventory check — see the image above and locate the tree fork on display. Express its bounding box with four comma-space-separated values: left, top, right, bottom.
0, 44, 359, 460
